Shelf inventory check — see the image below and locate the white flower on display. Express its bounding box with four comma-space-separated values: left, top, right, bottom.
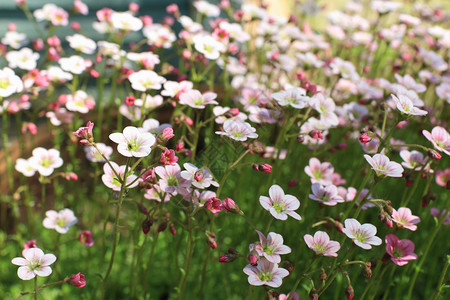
6, 48, 39, 71
15, 158, 36, 177
364, 153, 404, 177
1, 31, 27, 49
143, 24, 176, 48
181, 163, 219, 189
84, 143, 113, 163
391, 94, 427, 116
111, 11, 143, 31
43, 209, 78, 234
243, 258, 289, 288
215, 119, 258, 141
11, 248, 57, 280
342, 218, 382, 249
128, 70, 166, 91
179, 90, 218, 109
28, 148, 63, 176
59, 55, 91, 74
66, 34, 97, 54
272, 88, 308, 109
193, 35, 225, 60
193, 1, 220, 17
33, 4, 68, 26
45, 66, 73, 83
65, 90, 96, 114
0, 67, 24, 97
109, 126, 156, 157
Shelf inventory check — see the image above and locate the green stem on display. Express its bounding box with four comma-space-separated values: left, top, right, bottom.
16, 278, 68, 300
287, 256, 318, 299
318, 247, 355, 296
406, 218, 444, 299
368, 264, 391, 300
2, 109, 14, 193
431, 257, 450, 300
34, 276, 37, 300
381, 265, 397, 300
100, 158, 131, 299
360, 262, 382, 299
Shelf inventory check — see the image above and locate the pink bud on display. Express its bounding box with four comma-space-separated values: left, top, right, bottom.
161, 127, 175, 142
129, 2, 139, 13
27, 123, 37, 135
141, 15, 153, 26
47, 36, 61, 47
71, 21, 81, 31
248, 254, 258, 265
78, 230, 94, 247
125, 96, 135, 106
359, 133, 371, 144
176, 142, 184, 152
48, 47, 61, 61
90, 69, 99, 78
8, 23, 17, 31
23, 240, 37, 250
222, 198, 241, 214
68, 272, 86, 288
32, 38, 44, 51
310, 130, 324, 140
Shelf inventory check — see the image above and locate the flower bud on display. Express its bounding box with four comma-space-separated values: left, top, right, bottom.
428, 149, 442, 160
309, 288, 319, 300
205, 231, 217, 249
125, 96, 135, 106
222, 198, 241, 214
78, 230, 94, 247
24, 240, 38, 250
363, 262, 372, 278
68, 272, 86, 288
318, 268, 327, 284
135, 202, 148, 215
248, 254, 258, 265
345, 285, 354, 300
280, 261, 293, 273
252, 163, 272, 173
142, 218, 153, 234
157, 220, 168, 233
359, 133, 372, 144
169, 223, 176, 236
310, 130, 324, 140
161, 127, 175, 142
378, 212, 393, 228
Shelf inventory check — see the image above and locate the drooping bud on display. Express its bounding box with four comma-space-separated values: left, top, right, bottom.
135, 202, 148, 215
310, 130, 324, 140
345, 285, 354, 300
428, 149, 442, 160
169, 223, 176, 236
222, 198, 241, 214
378, 212, 393, 228
309, 288, 319, 300
318, 268, 327, 284
280, 261, 293, 273
78, 230, 94, 247
68, 272, 86, 288
252, 163, 272, 173
363, 262, 372, 278
160, 127, 175, 142
205, 231, 217, 249
142, 218, 153, 234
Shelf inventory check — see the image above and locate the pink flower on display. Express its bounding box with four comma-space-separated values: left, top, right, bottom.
254, 230, 291, 264
243, 258, 289, 288
259, 185, 301, 221
278, 292, 299, 300
72, 121, 94, 144
303, 231, 340, 257
309, 183, 345, 206
399, 150, 427, 170
342, 219, 382, 250
109, 126, 156, 157
385, 234, 417, 266
435, 168, 450, 188
422, 126, 450, 156
364, 153, 404, 177
78, 230, 94, 247
101, 162, 139, 191
205, 197, 223, 214
11, 248, 57, 280
222, 198, 241, 214
160, 127, 175, 142
68, 272, 86, 288
392, 207, 420, 231
304, 158, 334, 186
154, 163, 191, 197
271, 88, 308, 109
160, 149, 178, 165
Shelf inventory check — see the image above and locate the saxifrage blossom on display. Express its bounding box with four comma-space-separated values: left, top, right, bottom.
385, 234, 417, 266
259, 184, 301, 221
304, 231, 340, 257
109, 126, 156, 157
11, 248, 57, 280
342, 218, 382, 249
